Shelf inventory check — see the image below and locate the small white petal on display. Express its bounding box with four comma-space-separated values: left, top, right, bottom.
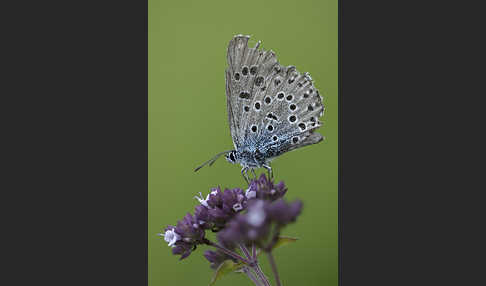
245, 188, 256, 199
233, 203, 243, 212
194, 192, 210, 208
163, 228, 181, 248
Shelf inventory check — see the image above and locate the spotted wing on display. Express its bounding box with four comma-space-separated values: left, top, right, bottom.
226, 35, 324, 156
225, 35, 279, 149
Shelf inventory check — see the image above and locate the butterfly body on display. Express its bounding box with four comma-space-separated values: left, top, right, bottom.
196, 35, 325, 182
225, 142, 282, 169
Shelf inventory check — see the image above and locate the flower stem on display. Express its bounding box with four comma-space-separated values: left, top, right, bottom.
239, 244, 253, 261
203, 239, 253, 266
243, 267, 264, 286
266, 251, 282, 286
239, 243, 272, 286
253, 263, 272, 286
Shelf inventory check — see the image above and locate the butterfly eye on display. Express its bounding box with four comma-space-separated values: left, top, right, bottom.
286, 95, 293, 101
251, 125, 257, 133
289, 104, 297, 111
277, 92, 285, 100
264, 96, 271, 104
272, 136, 278, 142
267, 125, 274, 132
242, 66, 249, 75
250, 66, 257, 75
298, 123, 306, 131
244, 106, 250, 112
234, 72, 240, 81
288, 115, 297, 123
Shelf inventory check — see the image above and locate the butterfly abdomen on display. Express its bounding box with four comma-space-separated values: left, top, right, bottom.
235, 142, 288, 169
235, 149, 259, 168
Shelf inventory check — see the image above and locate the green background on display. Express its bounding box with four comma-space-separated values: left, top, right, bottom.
149, 0, 338, 285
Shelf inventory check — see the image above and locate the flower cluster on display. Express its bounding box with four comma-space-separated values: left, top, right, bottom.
194, 186, 247, 231
217, 199, 302, 250
159, 174, 302, 266
160, 212, 205, 259
203, 250, 236, 270
246, 174, 287, 201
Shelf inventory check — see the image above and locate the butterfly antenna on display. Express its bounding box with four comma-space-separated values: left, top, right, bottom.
194, 150, 233, 172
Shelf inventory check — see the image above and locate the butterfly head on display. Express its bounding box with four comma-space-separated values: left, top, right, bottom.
225, 150, 237, 164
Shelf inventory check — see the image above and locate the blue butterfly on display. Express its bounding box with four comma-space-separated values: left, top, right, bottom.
196, 35, 324, 183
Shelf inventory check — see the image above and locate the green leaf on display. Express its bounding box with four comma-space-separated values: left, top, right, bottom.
273, 236, 298, 250
209, 260, 243, 286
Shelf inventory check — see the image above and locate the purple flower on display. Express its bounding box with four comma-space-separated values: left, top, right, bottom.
194, 187, 248, 231
203, 250, 235, 269
206, 187, 224, 208
217, 198, 302, 250
266, 199, 303, 225
172, 242, 194, 260
217, 200, 270, 249
161, 213, 206, 260
194, 205, 211, 229
175, 213, 205, 243
246, 174, 287, 201
159, 226, 180, 247
162, 175, 300, 261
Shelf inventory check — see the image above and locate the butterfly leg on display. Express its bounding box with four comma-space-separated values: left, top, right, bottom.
241, 167, 249, 185
263, 164, 273, 179
251, 168, 257, 180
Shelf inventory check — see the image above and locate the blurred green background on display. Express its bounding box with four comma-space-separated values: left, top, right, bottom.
149, 0, 337, 285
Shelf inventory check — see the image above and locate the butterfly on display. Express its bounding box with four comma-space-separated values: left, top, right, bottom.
195, 35, 325, 183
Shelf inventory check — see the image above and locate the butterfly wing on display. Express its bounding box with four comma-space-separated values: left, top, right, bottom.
225, 35, 324, 158
225, 35, 279, 149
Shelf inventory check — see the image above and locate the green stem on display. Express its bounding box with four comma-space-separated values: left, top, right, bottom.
239, 243, 271, 286
253, 263, 272, 286
266, 251, 282, 286
203, 239, 253, 266
243, 267, 264, 286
